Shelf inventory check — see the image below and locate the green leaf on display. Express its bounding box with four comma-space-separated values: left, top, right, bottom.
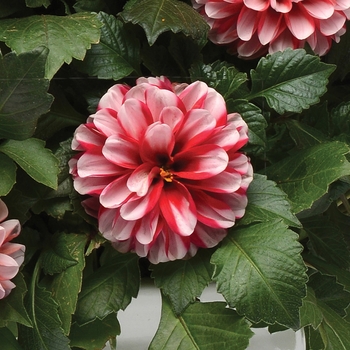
0, 327, 24, 350
301, 284, 350, 350
120, 0, 209, 46
76, 12, 140, 79
74, 250, 140, 325
0, 274, 32, 328
264, 141, 350, 213
303, 215, 350, 268
286, 120, 328, 149
149, 297, 253, 350
239, 174, 301, 227
0, 138, 59, 190
190, 61, 248, 99
0, 154, 16, 196
40, 232, 79, 275
308, 273, 350, 318
211, 220, 307, 330
70, 313, 120, 350
227, 99, 267, 149
297, 181, 350, 219
304, 325, 325, 350
317, 306, 350, 350
300, 288, 323, 329
46, 234, 87, 335
303, 255, 350, 293
34, 87, 85, 140
26, 0, 51, 8
151, 249, 214, 316
0, 48, 53, 140
18, 284, 70, 350
0, 13, 102, 79
248, 49, 336, 114
331, 101, 350, 142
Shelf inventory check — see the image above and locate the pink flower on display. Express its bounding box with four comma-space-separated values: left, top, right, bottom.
0, 199, 25, 299
193, 0, 350, 58
70, 77, 253, 263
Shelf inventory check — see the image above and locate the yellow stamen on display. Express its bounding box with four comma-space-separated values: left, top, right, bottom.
160, 168, 173, 182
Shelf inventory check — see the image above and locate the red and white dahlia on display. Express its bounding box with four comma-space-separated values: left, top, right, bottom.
0, 199, 25, 299
70, 76, 253, 264
193, 0, 350, 58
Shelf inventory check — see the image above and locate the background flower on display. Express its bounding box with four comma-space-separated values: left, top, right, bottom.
192, 0, 350, 58
70, 77, 253, 263
0, 200, 25, 299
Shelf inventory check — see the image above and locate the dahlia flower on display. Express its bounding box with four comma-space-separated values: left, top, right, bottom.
193, 0, 350, 58
70, 76, 253, 263
0, 199, 25, 299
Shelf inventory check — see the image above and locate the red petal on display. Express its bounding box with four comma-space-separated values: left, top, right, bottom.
97, 84, 129, 110
285, 6, 315, 40
173, 145, 228, 180
145, 86, 184, 121
190, 222, 227, 248
103, 134, 141, 169
77, 153, 125, 177
100, 174, 134, 208
319, 11, 346, 36
237, 6, 258, 41
117, 99, 153, 141
140, 123, 175, 164
92, 108, 120, 137
120, 181, 163, 220
127, 164, 160, 196
159, 181, 197, 236
175, 109, 216, 152
192, 191, 236, 228
302, 0, 334, 20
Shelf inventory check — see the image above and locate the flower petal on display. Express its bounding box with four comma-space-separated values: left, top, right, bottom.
72, 124, 105, 151
319, 11, 346, 35
127, 164, 160, 197
177, 81, 209, 111
302, 0, 334, 19
0, 253, 19, 280
243, 0, 269, 12
0, 220, 21, 243
73, 175, 115, 195
237, 6, 258, 41
159, 181, 197, 236
117, 98, 153, 141
145, 86, 185, 121
190, 222, 227, 248
77, 153, 125, 177
135, 207, 161, 245
92, 108, 120, 137
97, 84, 129, 110
173, 145, 228, 180
185, 170, 242, 193
192, 191, 236, 228
140, 123, 175, 164
159, 106, 185, 134
175, 109, 216, 152
100, 174, 135, 208
285, 5, 315, 40
103, 134, 141, 169
121, 181, 163, 220
0, 280, 16, 299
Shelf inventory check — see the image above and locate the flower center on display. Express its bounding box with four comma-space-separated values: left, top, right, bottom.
160, 167, 173, 182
